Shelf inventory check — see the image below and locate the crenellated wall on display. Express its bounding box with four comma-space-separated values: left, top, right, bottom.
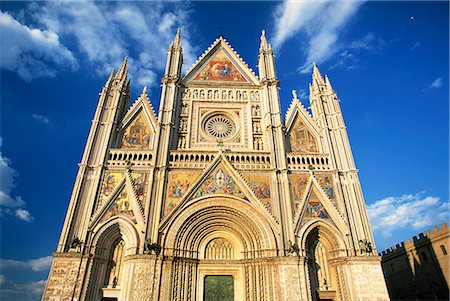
380, 223, 449, 301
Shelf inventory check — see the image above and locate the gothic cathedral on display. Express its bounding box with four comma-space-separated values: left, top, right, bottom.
43, 30, 389, 301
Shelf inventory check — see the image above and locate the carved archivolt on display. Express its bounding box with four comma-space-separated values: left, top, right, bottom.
163, 196, 279, 259
91, 217, 140, 257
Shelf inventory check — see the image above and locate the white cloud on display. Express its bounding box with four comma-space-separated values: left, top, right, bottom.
34, 1, 198, 87
330, 33, 384, 71
31, 114, 51, 125
0, 276, 46, 301
367, 193, 450, 238
15, 208, 34, 222
0, 137, 33, 221
272, 1, 363, 73
429, 77, 443, 89
0, 256, 52, 272
0, 11, 78, 81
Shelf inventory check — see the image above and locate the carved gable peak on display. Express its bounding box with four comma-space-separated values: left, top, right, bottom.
182, 36, 260, 85
285, 90, 318, 133
124, 86, 157, 127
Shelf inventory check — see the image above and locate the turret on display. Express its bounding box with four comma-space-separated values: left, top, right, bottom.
258, 30, 277, 81
57, 57, 130, 251
148, 29, 184, 242
258, 30, 295, 250
308, 64, 376, 253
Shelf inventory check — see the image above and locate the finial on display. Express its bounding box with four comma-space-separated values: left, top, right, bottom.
260, 29, 270, 50
173, 28, 181, 46
292, 90, 298, 100
141, 86, 147, 95
312, 63, 325, 85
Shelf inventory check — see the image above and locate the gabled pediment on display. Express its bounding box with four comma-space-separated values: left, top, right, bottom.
285, 92, 322, 153
90, 170, 146, 232
182, 37, 260, 86
294, 174, 347, 234
119, 87, 157, 150
160, 152, 278, 229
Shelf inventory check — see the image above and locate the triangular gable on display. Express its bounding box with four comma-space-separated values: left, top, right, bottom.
90, 171, 146, 231
294, 175, 347, 234
182, 37, 260, 85
160, 152, 278, 228
120, 87, 157, 149
285, 95, 322, 153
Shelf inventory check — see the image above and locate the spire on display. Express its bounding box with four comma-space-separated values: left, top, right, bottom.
312, 63, 325, 85
115, 56, 128, 80
325, 75, 334, 92
105, 68, 115, 85
173, 28, 181, 47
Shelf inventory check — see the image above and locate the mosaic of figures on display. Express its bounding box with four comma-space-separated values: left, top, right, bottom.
121, 113, 152, 149
164, 171, 201, 217
98, 172, 123, 209
101, 189, 136, 224
182, 88, 260, 101
289, 116, 318, 153
194, 166, 244, 199
289, 174, 309, 213
315, 174, 336, 204
131, 173, 147, 203
194, 50, 247, 82
242, 172, 272, 212
304, 189, 328, 219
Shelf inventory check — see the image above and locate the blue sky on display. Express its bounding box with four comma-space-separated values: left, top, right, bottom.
0, 1, 448, 300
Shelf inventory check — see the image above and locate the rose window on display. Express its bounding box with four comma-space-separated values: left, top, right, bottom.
204, 114, 236, 140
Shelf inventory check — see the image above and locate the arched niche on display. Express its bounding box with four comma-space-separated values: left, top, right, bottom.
85, 217, 140, 300
298, 220, 348, 301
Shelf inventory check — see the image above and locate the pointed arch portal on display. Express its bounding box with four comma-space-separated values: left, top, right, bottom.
162, 196, 279, 301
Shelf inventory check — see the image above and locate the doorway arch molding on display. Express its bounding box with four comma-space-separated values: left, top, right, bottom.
162, 195, 280, 259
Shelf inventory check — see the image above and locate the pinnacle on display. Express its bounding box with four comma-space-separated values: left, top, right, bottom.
325, 75, 334, 92
173, 28, 181, 46
115, 56, 128, 80
311, 63, 325, 87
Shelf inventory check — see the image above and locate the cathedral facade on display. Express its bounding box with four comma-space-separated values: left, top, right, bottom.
43, 31, 389, 301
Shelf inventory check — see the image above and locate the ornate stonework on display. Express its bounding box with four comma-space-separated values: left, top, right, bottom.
43, 31, 389, 301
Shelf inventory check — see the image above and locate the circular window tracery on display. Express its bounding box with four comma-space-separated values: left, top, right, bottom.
203, 114, 236, 140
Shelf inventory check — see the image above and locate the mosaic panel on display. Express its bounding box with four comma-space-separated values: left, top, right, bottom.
121, 112, 152, 149
315, 174, 336, 204
98, 172, 123, 209
101, 189, 136, 223
305, 188, 328, 219
131, 173, 147, 202
194, 50, 247, 82
164, 171, 201, 217
289, 116, 318, 153
242, 172, 272, 212
289, 174, 309, 212
194, 166, 244, 198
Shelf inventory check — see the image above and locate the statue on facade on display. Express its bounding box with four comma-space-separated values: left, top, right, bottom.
286, 240, 300, 256
144, 239, 162, 255
358, 239, 373, 255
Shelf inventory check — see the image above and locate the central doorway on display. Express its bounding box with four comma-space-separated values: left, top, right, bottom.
204, 275, 234, 301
